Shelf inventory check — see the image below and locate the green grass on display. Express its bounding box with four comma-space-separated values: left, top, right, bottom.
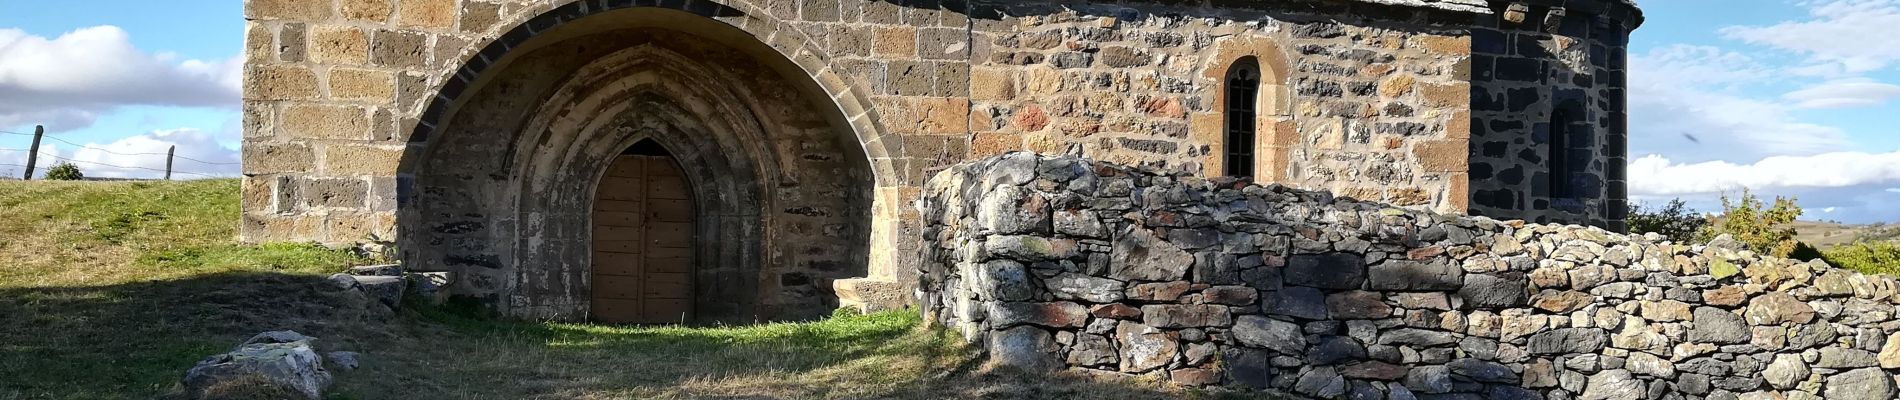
0, 180, 1195, 400
0, 179, 361, 288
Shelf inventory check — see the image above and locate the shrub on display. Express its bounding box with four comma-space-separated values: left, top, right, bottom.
1822, 241, 1900, 276
1695, 189, 1804, 258
43, 162, 83, 181
1627, 199, 1706, 243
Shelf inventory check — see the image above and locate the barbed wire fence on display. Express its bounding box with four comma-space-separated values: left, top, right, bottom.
0, 126, 240, 181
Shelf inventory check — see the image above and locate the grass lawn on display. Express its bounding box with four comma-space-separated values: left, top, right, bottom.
0, 180, 1206, 399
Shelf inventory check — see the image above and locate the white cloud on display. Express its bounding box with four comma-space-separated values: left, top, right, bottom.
1720, 0, 1900, 75
1628, 151, 1900, 196
66, 129, 239, 179
0, 128, 237, 180
1784, 77, 1900, 108
1629, 45, 1853, 162
0, 26, 240, 131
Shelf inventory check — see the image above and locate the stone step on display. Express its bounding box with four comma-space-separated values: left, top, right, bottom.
347, 264, 404, 277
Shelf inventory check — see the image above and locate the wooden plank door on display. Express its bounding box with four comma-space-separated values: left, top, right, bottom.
591, 154, 695, 324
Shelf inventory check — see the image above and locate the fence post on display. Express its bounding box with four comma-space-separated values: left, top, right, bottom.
164, 145, 176, 181
22, 125, 43, 180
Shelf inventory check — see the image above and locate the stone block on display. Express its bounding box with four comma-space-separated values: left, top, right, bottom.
398, 0, 458, 29
310, 25, 370, 65
283, 105, 370, 140
459, 1, 503, 34
1116, 322, 1179, 373
340, 0, 393, 22
320, 144, 402, 176
835, 278, 909, 313
245, 65, 321, 101
1413, 139, 1468, 173
1232, 315, 1304, 355
327, 68, 395, 102
276, 23, 306, 62
873, 26, 917, 57
370, 29, 430, 68
1420, 82, 1469, 108
241, 213, 322, 242
1140, 304, 1231, 328
246, 0, 334, 20
242, 142, 315, 175
301, 178, 367, 209
987, 302, 1087, 328
1369, 260, 1464, 291
325, 212, 395, 243
970, 67, 1015, 101
1285, 252, 1368, 289
914, 97, 968, 134
989, 325, 1060, 372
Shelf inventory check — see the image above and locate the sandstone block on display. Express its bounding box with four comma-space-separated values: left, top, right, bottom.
246, 0, 333, 20
243, 142, 315, 174
310, 25, 370, 65
340, 0, 392, 22
283, 105, 369, 140
320, 145, 401, 176
246, 65, 321, 101
397, 0, 458, 29
327, 68, 395, 102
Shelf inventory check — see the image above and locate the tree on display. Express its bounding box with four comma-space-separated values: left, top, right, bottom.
1627, 199, 1706, 243
43, 162, 83, 181
1696, 189, 1803, 258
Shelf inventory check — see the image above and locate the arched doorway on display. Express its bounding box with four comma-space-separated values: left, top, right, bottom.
398, 7, 876, 324
591, 140, 696, 324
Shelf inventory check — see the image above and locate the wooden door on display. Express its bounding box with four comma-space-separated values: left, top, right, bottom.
591, 154, 695, 324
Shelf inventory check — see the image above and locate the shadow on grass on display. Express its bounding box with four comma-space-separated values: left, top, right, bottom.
342, 302, 1191, 399
0, 272, 1192, 400
0, 272, 382, 400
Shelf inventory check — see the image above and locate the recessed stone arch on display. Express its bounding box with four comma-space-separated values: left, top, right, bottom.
398, 5, 879, 323
1200, 36, 1296, 183
406, 1, 897, 178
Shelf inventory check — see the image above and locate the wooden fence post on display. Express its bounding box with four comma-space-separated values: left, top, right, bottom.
164, 145, 176, 181
22, 125, 43, 180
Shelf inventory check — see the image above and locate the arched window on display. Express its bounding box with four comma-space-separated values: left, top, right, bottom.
1225, 57, 1261, 178
1548, 109, 1574, 199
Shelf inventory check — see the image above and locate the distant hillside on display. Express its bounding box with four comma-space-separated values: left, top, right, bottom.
1792, 220, 1900, 249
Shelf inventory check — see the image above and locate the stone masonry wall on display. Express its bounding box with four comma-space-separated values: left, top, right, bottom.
919, 153, 1900, 400
241, 0, 1637, 319
1467, 1, 1635, 230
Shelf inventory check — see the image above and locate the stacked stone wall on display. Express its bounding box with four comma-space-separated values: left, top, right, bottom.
920, 153, 1900, 400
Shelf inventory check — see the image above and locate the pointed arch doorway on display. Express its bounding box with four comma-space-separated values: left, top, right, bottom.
591, 139, 696, 324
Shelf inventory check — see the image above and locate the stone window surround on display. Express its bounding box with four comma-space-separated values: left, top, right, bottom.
1222, 57, 1261, 178
1201, 36, 1294, 184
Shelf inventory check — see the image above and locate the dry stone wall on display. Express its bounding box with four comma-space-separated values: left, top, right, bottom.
919, 153, 1900, 400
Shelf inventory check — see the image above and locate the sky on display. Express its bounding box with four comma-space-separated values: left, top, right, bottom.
2, 1, 1900, 222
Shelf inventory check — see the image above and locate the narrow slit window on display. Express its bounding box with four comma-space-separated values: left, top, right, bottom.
1225, 58, 1261, 178
1549, 110, 1573, 199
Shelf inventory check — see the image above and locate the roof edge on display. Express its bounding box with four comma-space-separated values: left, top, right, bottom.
1353, 0, 1646, 30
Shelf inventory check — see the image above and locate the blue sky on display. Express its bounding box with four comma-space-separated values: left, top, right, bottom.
3, 1, 1900, 222
0, 1, 243, 179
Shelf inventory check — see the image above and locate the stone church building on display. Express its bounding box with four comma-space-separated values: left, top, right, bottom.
240, 0, 1640, 323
